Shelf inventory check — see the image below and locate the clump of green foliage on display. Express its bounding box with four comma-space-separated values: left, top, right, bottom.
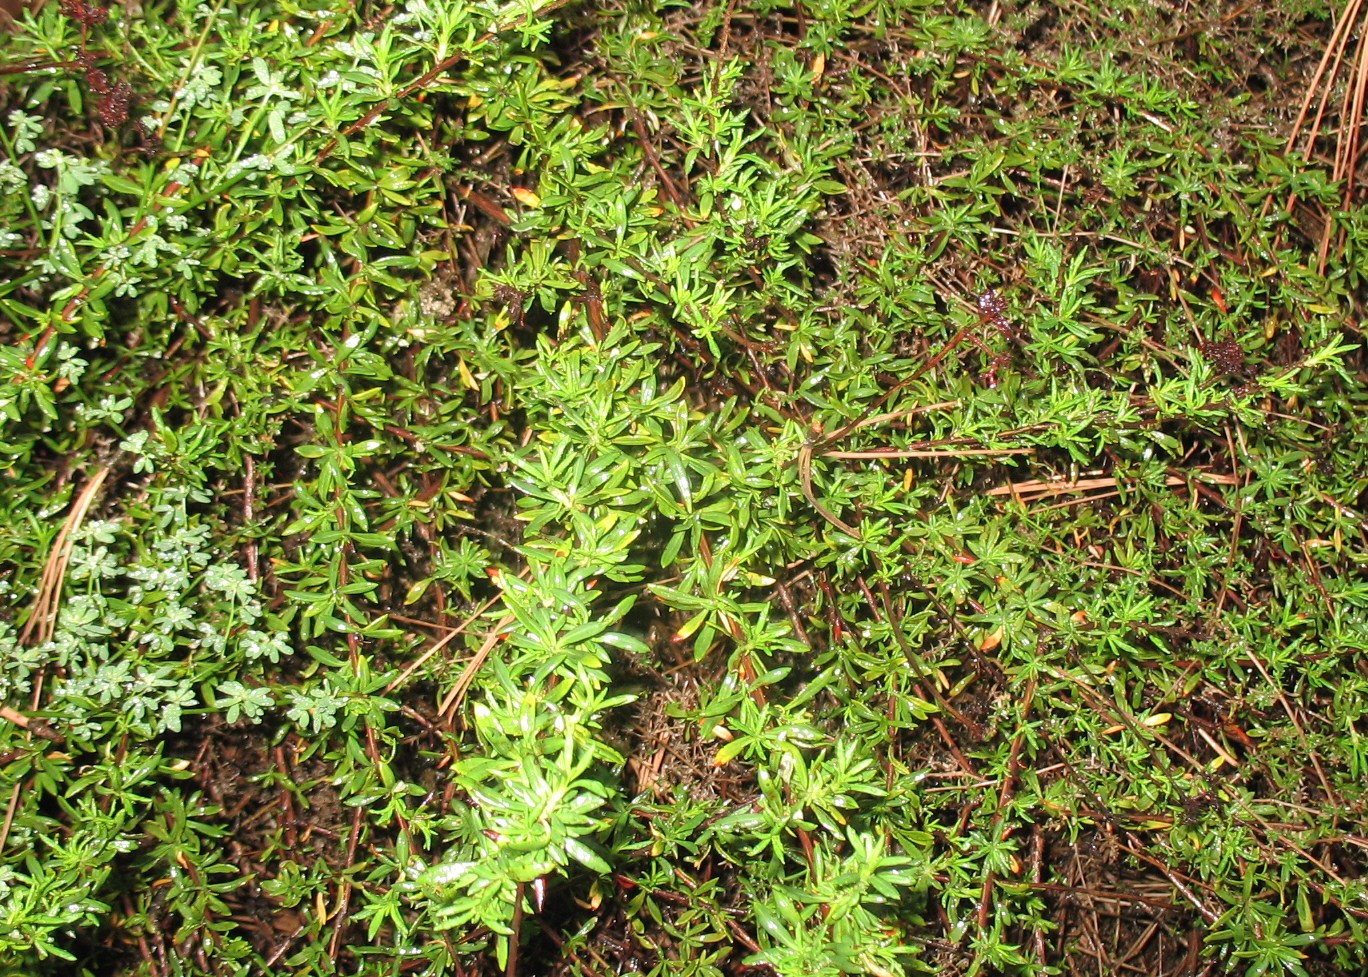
1, 0, 1367, 975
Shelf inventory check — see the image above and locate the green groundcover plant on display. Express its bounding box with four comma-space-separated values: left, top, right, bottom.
1, 0, 1367, 974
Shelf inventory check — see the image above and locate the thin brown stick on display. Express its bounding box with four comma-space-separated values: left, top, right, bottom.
243, 453, 259, 584
0, 781, 20, 853
0, 464, 107, 852
1121, 839, 1220, 925
1287, 0, 1360, 158
987, 471, 1238, 502
383, 593, 502, 697
506, 881, 524, 977
1345, 19, 1368, 195
0, 705, 31, 729
326, 805, 365, 961
20, 466, 110, 646
1242, 644, 1338, 810
1286, 0, 1367, 266
438, 614, 516, 719
822, 447, 1031, 460
797, 441, 861, 538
